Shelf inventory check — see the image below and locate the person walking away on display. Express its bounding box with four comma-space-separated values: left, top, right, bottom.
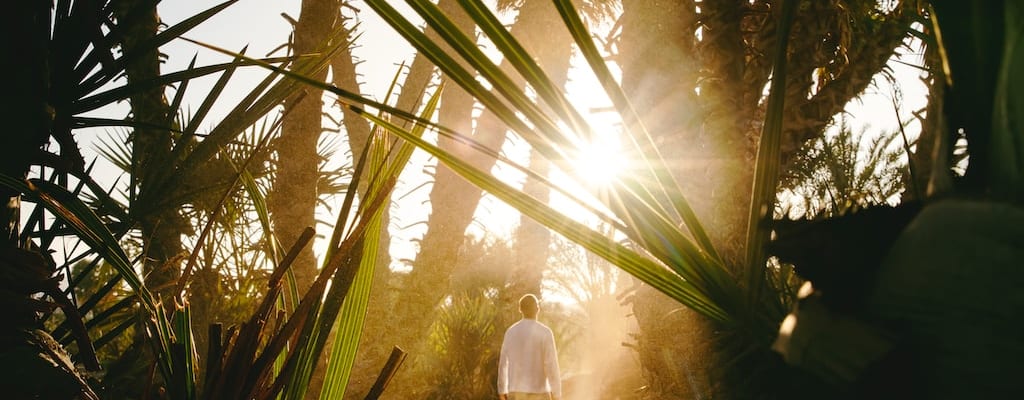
497, 294, 562, 400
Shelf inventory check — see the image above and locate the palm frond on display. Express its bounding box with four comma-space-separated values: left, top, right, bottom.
363, 0, 742, 324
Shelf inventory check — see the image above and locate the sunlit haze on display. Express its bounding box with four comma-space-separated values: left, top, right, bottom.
11, 0, 982, 399
569, 124, 627, 187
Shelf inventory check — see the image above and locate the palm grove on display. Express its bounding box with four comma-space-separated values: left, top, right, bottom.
3, 0, 1022, 399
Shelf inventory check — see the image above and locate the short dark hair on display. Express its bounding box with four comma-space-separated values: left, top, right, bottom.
519, 294, 539, 318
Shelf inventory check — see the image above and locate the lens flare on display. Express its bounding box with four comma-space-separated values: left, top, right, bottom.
571, 133, 625, 187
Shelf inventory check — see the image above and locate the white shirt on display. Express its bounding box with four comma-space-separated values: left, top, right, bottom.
497, 318, 561, 397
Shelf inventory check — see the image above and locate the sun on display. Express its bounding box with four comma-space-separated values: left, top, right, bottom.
569, 127, 627, 187
560, 57, 633, 188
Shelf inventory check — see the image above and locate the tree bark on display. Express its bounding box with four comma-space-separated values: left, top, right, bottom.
509, 0, 574, 298
270, 0, 340, 294
101, 1, 185, 397
267, 1, 340, 397
385, 0, 479, 387
114, 0, 184, 307
326, 11, 406, 398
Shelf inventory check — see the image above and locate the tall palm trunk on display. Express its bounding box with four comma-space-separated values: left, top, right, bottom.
115, 0, 182, 306
512, 151, 551, 295
269, 1, 340, 398
325, 12, 407, 398
329, 11, 386, 325
385, 0, 480, 383
101, 1, 186, 397
696, 1, 756, 269
509, 0, 575, 297
269, 0, 340, 293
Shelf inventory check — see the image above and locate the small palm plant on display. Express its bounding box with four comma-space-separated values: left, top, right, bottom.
422, 292, 502, 400
779, 117, 908, 219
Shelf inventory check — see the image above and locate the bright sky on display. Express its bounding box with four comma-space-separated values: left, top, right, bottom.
159, 1, 420, 118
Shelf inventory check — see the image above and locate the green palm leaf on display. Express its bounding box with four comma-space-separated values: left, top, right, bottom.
744, 0, 797, 311
364, 0, 743, 323
0, 176, 156, 313
319, 78, 444, 399
362, 112, 730, 322
0, 174, 180, 394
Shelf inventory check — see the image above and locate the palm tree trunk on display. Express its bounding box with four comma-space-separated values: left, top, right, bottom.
115, 0, 183, 305
269, 1, 341, 398
513, 150, 551, 296
386, 0, 479, 376
270, 0, 340, 294
330, 19, 394, 306
326, 12, 407, 398
510, 0, 574, 297
695, 0, 755, 269
103, 1, 186, 396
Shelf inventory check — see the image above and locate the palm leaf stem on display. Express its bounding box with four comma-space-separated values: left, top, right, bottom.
743, 0, 796, 324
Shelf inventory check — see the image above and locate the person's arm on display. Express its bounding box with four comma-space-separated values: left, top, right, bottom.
498, 333, 509, 399
544, 330, 562, 400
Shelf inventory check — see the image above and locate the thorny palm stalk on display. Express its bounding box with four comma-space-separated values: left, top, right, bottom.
115, 0, 183, 306
271, 0, 340, 296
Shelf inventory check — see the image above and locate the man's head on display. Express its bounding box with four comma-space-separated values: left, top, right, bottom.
519, 294, 540, 319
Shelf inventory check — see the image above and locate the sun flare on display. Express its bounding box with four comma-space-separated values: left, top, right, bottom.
571, 129, 626, 187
